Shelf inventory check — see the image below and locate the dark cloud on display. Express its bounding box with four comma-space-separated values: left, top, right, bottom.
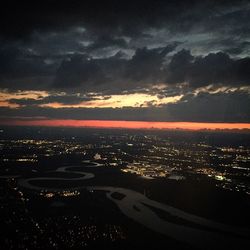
125, 45, 176, 81
54, 55, 106, 88
166, 49, 194, 84
1, 42, 250, 94
53, 45, 177, 91
0, 45, 48, 78
53, 53, 125, 90
0, 1, 249, 92
166, 50, 250, 87
165, 90, 250, 122
84, 35, 128, 52
0, 0, 250, 123
1, 1, 249, 40
53, 49, 250, 92
224, 47, 244, 55
8, 94, 100, 106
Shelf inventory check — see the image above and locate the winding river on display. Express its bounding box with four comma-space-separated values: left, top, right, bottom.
17, 163, 249, 249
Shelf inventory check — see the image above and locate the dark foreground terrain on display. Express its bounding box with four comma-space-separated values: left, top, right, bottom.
0, 126, 250, 249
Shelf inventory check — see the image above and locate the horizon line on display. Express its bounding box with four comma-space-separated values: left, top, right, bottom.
1, 119, 250, 131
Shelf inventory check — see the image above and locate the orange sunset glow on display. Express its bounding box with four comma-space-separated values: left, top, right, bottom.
1, 119, 250, 130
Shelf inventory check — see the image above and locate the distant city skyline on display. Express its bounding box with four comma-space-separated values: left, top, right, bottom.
1, 119, 250, 130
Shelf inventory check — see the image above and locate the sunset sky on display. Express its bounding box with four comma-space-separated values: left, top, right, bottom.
0, 0, 250, 130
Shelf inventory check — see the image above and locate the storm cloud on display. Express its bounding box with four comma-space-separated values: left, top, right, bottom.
166, 50, 250, 87
0, 0, 250, 122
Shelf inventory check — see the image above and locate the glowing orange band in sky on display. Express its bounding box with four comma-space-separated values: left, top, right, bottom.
1, 119, 250, 130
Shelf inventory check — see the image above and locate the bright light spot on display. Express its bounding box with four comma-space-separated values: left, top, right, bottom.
40, 93, 183, 108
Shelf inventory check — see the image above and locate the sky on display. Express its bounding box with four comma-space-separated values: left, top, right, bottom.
0, 0, 250, 129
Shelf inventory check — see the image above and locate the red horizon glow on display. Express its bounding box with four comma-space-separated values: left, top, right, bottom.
1, 119, 250, 130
